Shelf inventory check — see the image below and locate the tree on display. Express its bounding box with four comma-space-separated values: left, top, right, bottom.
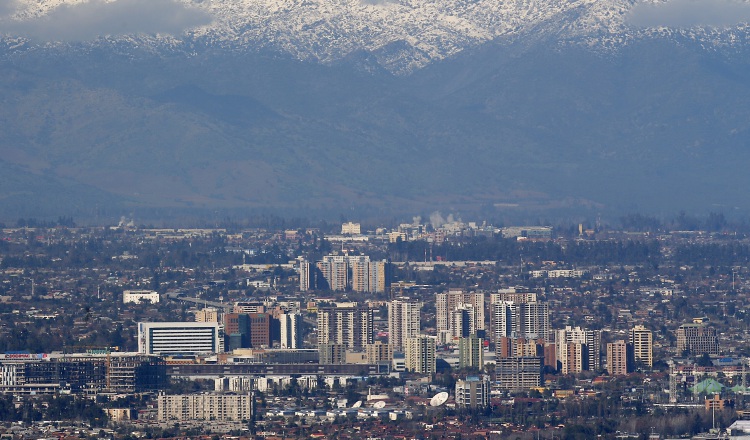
696, 353, 713, 367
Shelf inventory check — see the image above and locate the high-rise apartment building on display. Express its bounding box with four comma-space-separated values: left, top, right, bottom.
317, 306, 374, 349
349, 256, 370, 292
557, 342, 585, 374
368, 260, 389, 293
629, 325, 653, 368
234, 302, 265, 314
451, 305, 475, 339
195, 307, 220, 323
157, 392, 253, 422
366, 341, 393, 363
318, 343, 346, 364
310, 254, 390, 292
436, 290, 485, 336
279, 313, 302, 349
491, 300, 549, 344
607, 340, 632, 376
495, 356, 544, 391
676, 323, 719, 356
455, 376, 491, 408
556, 326, 601, 373
317, 256, 349, 291
458, 335, 484, 369
405, 336, 436, 374
388, 299, 422, 351
490, 289, 538, 305
497, 337, 544, 359
299, 260, 311, 292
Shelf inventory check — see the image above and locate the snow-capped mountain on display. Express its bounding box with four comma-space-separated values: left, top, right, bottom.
4, 0, 750, 219
9, 0, 750, 73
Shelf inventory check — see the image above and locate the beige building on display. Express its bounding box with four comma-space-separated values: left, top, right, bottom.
629, 325, 653, 368
556, 326, 601, 373
341, 222, 361, 235
299, 260, 312, 292
490, 289, 537, 304
157, 392, 253, 421
317, 256, 349, 291
195, 307, 220, 323
366, 341, 393, 363
105, 408, 133, 422
405, 336, 436, 374
607, 340, 631, 376
123, 290, 159, 304
368, 260, 389, 293
557, 342, 585, 374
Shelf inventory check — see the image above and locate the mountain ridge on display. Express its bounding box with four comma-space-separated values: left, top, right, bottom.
7, 0, 750, 73
1, 1, 750, 220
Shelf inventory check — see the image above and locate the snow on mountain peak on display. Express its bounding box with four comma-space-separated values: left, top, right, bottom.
7, 0, 750, 72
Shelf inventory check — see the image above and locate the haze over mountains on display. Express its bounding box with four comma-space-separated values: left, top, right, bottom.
1, 0, 750, 221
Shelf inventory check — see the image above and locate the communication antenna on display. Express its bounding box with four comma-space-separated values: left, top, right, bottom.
373, 401, 386, 409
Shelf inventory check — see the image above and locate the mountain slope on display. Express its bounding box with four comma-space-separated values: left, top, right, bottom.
2, 1, 750, 220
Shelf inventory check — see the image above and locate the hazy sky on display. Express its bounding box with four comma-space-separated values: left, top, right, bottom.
628, 0, 750, 28
1, 0, 212, 41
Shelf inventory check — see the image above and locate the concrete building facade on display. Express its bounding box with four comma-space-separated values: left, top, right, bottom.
138, 322, 221, 355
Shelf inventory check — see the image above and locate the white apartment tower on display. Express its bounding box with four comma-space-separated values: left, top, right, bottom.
490, 296, 549, 343
388, 299, 422, 351
280, 312, 302, 349
451, 305, 476, 339
299, 260, 311, 292
317, 255, 349, 291
436, 290, 485, 335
